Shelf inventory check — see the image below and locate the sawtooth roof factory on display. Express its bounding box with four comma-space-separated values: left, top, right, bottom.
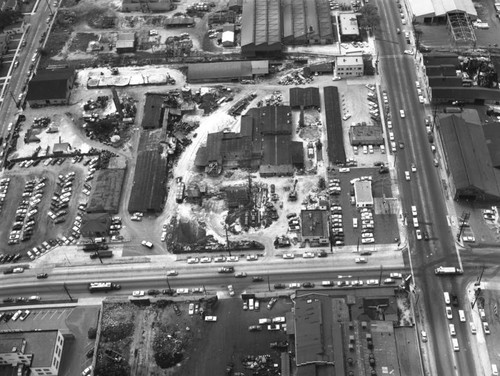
241, 0, 334, 57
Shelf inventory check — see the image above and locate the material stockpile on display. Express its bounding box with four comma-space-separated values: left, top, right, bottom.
278, 69, 313, 85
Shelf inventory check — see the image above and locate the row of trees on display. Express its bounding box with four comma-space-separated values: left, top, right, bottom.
0, 10, 22, 30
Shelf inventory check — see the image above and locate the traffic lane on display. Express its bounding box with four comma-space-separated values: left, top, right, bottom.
0, 268, 410, 301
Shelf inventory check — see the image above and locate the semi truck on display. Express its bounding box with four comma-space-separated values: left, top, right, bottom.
435, 266, 463, 275
82, 243, 108, 252
88, 282, 121, 292
90, 250, 113, 259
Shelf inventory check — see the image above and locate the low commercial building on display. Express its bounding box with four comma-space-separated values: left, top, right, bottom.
335, 55, 364, 78
3, 20, 25, 35
222, 24, 235, 47
407, 0, 477, 23
0, 33, 10, 55
26, 68, 75, 107
80, 213, 111, 237
354, 180, 373, 208
349, 125, 384, 146
165, 16, 195, 27
300, 209, 329, 245
339, 13, 359, 39
0, 329, 73, 376
290, 87, 321, 109
116, 32, 136, 53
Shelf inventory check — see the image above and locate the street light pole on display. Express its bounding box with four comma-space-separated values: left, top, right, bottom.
63, 283, 74, 301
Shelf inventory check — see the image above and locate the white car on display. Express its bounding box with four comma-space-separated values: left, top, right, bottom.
411, 164, 417, 173
187, 257, 199, 264
141, 240, 153, 249
289, 283, 301, 288
361, 237, 375, 244
246, 254, 258, 261
366, 279, 379, 285
400, 109, 405, 118
403, 49, 413, 55
416, 229, 422, 240
188, 303, 195, 315
411, 205, 418, 216
166, 270, 178, 276
405, 171, 410, 181
343, 114, 351, 121
419, 95, 424, 104
302, 252, 315, 258
390, 273, 403, 278
282, 253, 295, 259
132, 291, 145, 297
389, 131, 395, 141
227, 285, 235, 296
339, 168, 350, 173
200, 257, 212, 263
205, 315, 217, 322
227, 256, 239, 262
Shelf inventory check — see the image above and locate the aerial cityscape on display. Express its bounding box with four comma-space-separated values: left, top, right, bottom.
0, 0, 498, 375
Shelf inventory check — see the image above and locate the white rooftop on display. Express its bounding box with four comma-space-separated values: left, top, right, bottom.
410, 0, 477, 18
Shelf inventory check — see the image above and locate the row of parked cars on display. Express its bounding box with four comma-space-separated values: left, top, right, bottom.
330, 202, 345, 246
9, 177, 46, 245
357, 207, 375, 244
48, 172, 76, 225
0, 309, 31, 323
0, 177, 11, 215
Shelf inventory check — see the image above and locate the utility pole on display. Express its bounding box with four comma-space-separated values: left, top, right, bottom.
225, 223, 231, 257
475, 265, 485, 286
457, 211, 470, 241
63, 283, 74, 302
267, 274, 271, 292
378, 266, 383, 286
9, 91, 19, 108
166, 276, 172, 294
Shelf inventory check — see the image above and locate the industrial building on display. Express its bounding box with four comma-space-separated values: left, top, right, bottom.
290, 87, 320, 109
241, 0, 333, 58
349, 125, 384, 146
324, 86, 346, 164
354, 180, 373, 208
86, 168, 126, 214
187, 61, 269, 83
128, 150, 168, 213
195, 106, 304, 176
292, 289, 399, 376
407, 0, 477, 23
26, 68, 75, 107
121, 0, 173, 12
439, 110, 500, 201
335, 55, 364, 78
300, 209, 329, 245
141, 95, 165, 129
0, 329, 73, 376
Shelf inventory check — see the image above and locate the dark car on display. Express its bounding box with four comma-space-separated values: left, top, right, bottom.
252, 276, 264, 282
2, 297, 13, 303
273, 283, 286, 289
54, 218, 66, 224
451, 294, 459, 307
270, 341, 289, 349
147, 289, 160, 296
36, 273, 48, 279
86, 348, 94, 358
302, 282, 315, 288
424, 231, 430, 240
317, 250, 328, 258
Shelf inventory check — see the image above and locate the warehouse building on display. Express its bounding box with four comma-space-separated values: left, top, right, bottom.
292, 289, 399, 375
141, 95, 165, 129
116, 32, 136, 53
439, 110, 500, 201
324, 86, 346, 164
128, 150, 168, 213
86, 168, 126, 214
195, 106, 304, 176
290, 87, 320, 109
26, 68, 75, 107
241, 0, 333, 57
407, 0, 477, 23
187, 61, 269, 83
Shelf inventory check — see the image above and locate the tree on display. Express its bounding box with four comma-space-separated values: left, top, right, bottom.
0, 10, 22, 30
358, 4, 381, 33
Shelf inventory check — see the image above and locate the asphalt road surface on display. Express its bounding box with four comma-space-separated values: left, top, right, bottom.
376, 0, 475, 375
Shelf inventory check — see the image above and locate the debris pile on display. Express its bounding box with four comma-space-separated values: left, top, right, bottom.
241, 354, 280, 374
278, 69, 313, 85
83, 96, 109, 111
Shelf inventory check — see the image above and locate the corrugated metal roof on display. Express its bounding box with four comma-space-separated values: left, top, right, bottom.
268, 0, 281, 44
250, 60, 269, 75
440, 114, 500, 198
483, 122, 500, 168
282, 0, 294, 39
432, 87, 500, 101
187, 61, 253, 81
316, 0, 333, 39
292, 0, 306, 39
241, 0, 255, 46
410, 0, 477, 18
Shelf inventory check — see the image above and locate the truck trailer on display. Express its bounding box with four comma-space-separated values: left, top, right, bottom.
435, 266, 463, 275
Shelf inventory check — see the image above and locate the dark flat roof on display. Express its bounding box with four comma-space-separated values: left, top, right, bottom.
26, 68, 74, 101
290, 87, 321, 108
87, 169, 126, 213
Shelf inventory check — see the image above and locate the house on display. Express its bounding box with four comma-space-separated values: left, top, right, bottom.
1, 0, 18, 12
3, 20, 25, 35
0, 33, 10, 55
116, 32, 136, 53
26, 68, 75, 107
336, 55, 364, 78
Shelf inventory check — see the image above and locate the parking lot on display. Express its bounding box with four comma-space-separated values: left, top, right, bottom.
178, 297, 291, 376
